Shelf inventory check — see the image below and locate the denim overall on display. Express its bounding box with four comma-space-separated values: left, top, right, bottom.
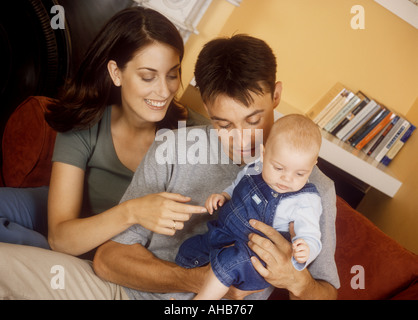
176, 170, 318, 291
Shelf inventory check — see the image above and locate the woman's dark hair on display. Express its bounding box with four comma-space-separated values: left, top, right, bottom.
45, 6, 186, 132
194, 34, 277, 107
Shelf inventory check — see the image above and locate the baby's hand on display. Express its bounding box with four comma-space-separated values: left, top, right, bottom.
292, 239, 310, 264
205, 193, 228, 215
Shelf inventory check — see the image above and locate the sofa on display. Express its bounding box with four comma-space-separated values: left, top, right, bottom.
2, 96, 418, 300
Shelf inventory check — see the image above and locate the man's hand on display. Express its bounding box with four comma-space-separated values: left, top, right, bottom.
247, 219, 337, 299
247, 219, 299, 292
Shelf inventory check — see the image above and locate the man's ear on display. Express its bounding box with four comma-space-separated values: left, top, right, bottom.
272, 81, 283, 107
203, 103, 209, 116
107, 60, 121, 87
203, 103, 214, 121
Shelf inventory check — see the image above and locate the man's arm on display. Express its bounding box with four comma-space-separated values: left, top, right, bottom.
288, 273, 337, 300
93, 240, 207, 294
93, 239, 257, 300
248, 219, 337, 300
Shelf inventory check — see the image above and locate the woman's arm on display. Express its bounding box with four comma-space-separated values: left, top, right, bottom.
48, 162, 207, 256
47, 162, 133, 255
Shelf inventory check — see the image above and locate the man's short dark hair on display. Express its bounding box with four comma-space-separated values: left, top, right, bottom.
194, 34, 277, 107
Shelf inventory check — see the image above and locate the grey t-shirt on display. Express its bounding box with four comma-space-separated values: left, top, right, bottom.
52, 105, 209, 217
112, 125, 340, 300
52, 106, 133, 216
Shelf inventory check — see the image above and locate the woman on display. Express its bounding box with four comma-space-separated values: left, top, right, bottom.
0, 6, 207, 256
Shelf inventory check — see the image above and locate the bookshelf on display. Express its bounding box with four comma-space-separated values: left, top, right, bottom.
278, 100, 402, 198
318, 128, 401, 197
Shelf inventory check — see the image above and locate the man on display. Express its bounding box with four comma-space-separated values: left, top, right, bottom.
93, 35, 339, 300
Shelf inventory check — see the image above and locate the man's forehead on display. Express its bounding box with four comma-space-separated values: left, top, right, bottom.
206, 93, 272, 117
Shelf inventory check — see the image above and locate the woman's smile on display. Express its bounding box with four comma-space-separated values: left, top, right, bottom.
145, 98, 168, 110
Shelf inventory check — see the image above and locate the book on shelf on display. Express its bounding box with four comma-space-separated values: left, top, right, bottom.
368, 116, 402, 159
330, 94, 370, 136
307, 82, 416, 166
373, 118, 410, 162
348, 107, 390, 147
347, 105, 386, 145
355, 111, 395, 151
337, 100, 380, 141
364, 116, 399, 156
317, 90, 355, 128
323, 94, 362, 132
380, 124, 416, 166
307, 82, 346, 123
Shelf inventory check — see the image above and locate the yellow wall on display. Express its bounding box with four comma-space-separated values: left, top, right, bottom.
179, 0, 238, 96
182, 0, 418, 114
217, 0, 418, 115
180, 0, 418, 254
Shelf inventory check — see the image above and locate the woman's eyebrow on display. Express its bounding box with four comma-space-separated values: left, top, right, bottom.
137, 64, 181, 72
170, 64, 181, 71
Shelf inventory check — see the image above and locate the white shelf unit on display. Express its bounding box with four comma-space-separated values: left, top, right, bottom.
278, 101, 402, 198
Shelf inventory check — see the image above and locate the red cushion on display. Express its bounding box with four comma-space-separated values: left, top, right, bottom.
390, 278, 418, 300
2, 96, 57, 187
269, 196, 418, 299
335, 196, 418, 299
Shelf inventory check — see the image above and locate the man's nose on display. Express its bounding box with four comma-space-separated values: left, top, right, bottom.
229, 128, 253, 147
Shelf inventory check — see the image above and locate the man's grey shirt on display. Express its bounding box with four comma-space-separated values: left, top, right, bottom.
112, 125, 340, 300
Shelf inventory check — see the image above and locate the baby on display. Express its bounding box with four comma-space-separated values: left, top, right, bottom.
175, 114, 323, 300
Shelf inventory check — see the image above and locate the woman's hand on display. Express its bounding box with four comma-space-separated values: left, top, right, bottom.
125, 192, 207, 235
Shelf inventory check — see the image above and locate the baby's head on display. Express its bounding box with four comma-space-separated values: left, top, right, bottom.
261, 114, 322, 193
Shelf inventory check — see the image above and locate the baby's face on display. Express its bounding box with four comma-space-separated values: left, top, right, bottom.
261, 141, 317, 194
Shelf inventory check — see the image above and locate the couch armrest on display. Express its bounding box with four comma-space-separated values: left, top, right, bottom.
269, 196, 418, 300
2, 96, 57, 187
